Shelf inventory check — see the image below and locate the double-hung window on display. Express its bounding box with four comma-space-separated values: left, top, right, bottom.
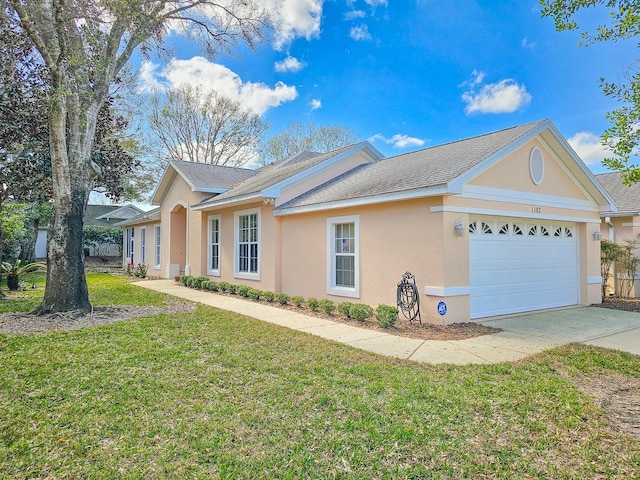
126, 227, 135, 264
208, 215, 221, 276
154, 225, 161, 269
327, 215, 359, 297
234, 209, 260, 279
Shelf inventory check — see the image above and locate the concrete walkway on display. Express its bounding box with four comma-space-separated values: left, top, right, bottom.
133, 280, 640, 365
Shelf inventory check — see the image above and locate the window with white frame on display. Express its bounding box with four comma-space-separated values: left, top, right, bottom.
327, 215, 359, 297
154, 225, 161, 269
234, 209, 260, 279
126, 227, 134, 264
208, 215, 221, 276
140, 227, 146, 264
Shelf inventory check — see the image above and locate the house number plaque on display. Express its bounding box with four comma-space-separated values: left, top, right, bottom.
531, 206, 541, 214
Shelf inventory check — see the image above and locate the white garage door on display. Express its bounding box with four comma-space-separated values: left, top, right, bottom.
469, 216, 579, 319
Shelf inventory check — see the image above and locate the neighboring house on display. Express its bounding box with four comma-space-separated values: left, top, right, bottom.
35, 204, 143, 259
596, 172, 640, 297
119, 120, 615, 324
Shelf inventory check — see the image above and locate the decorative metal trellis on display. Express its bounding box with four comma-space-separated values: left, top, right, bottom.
396, 271, 421, 324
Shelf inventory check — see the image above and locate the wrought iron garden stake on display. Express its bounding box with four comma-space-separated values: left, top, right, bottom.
396, 271, 421, 323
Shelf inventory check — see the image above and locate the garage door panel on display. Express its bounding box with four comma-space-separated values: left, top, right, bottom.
469, 217, 578, 319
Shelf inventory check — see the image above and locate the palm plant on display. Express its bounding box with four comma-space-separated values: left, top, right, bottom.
1, 260, 46, 291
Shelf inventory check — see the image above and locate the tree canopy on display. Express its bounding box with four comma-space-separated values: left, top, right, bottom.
6, 0, 270, 313
541, 0, 640, 183
260, 122, 358, 165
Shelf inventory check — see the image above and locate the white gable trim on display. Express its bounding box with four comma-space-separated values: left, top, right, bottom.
431, 205, 601, 224
261, 142, 384, 199
274, 184, 453, 216
461, 185, 599, 212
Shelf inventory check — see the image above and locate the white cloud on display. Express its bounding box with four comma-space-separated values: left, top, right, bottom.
274, 56, 306, 72
350, 24, 372, 41
468, 69, 486, 88
462, 78, 532, 114
260, 0, 324, 50
344, 10, 366, 20
521, 37, 536, 49
369, 133, 426, 149
310, 98, 322, 110
365, 0, 388, 7
138, 57, 298, 115
568, 131, 609, 166
138, 62, 164, 93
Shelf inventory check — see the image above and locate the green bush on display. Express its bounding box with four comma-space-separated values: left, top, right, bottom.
206, 281, 219, 292
262, 291, 275, 302
179, 275, 191, 286
376, 304, 398, 328
193, 276, 209, 289
227, 284, 238, 294
218, 282, 230, 292
201, 280, 211, 290
318, 299, 335, 315
237, 285, 251, 297
291, 296, 304, 308
337, 301, 354, 318
307, 297, 319, 312
350, 303, 373, 322
248, 288, 262, 301
185, 277, 197, 287
275, 293, 290, 305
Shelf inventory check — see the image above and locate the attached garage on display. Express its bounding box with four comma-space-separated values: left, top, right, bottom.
469, 216, 579, 319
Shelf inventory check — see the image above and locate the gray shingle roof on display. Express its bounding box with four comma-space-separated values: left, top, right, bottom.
195, 145, 359, 207
170, 160, 256, 191
277, 121, 544, 210
595, 172, 640, 214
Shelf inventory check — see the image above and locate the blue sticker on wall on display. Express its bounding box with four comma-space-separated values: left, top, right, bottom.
437, 301, 447, 316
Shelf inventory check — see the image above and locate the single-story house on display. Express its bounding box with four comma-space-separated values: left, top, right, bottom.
36, 204, 143, 258
118, 119, 616, 324
595, 172, 640, 297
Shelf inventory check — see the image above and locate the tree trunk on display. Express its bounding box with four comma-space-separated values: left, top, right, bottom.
36, 82, 96, 315
0, 197, 4, 299
19, 215, 39, 264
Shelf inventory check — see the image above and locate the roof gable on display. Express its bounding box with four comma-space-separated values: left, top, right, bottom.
275, 120, 616, 214
151, 160, 256, 205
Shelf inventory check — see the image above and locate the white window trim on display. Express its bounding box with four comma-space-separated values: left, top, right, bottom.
207, 214, 221, 276
154, 225, 161, 270
234, 208, 261, 280
327, 215, 360, 298
140, 227, 147, 265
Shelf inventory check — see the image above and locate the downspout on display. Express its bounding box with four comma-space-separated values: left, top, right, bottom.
605, 216, 615, 295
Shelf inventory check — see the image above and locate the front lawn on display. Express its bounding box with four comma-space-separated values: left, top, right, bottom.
0, 274, 639, 478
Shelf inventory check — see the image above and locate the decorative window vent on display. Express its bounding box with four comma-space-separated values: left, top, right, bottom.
564, 227, 573, 238
554, 227, 562, 237
499, 224, 509, 235
528, 225, 538, 236
541, 226, 549, 237
513, 225, 523, 235
481, 222, 493, 234
469, 221, 477, 234
530, 147, 544, 185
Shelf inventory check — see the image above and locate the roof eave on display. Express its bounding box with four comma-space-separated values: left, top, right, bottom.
191, 192, 263, 211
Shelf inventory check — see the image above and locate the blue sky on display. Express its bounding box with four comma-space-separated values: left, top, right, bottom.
135, 0, 637, 173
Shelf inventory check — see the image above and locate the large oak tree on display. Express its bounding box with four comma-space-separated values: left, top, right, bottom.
6, 0, 269, 314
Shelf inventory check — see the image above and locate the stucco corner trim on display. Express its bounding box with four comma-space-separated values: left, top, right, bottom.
424, 286, 470, 297
587, 276, 603, 284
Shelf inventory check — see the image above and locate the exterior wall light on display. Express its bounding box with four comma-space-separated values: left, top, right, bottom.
593, 231, 602, 241
454, 218, 465, 237
263, 198, 275, 206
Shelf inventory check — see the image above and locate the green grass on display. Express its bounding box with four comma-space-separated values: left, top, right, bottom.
0, 274, 639, 478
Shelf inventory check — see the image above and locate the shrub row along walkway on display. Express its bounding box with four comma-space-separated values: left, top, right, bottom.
134, 280, 640, 365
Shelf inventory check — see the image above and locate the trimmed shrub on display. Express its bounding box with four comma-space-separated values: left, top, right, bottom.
206, 281, 219, 292
248, 288, 262, 301
237, 285, 251, 297
218, 282, 230, 292
186, 276, 197, 287
262, 291, 275, 302
376, 304, 398, 328
201, 280, 211, 290
180, 275, 191, 286
275, 293, 290, 305
227, 284, 238, 294
337, 301, 354, 318
191, 276, 209, 289
350, 303, 373, 322
307, 297, 319, 312
292, 296, 304, 308
318, 299, 335, 315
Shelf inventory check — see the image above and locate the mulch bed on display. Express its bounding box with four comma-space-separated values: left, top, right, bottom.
595, 297, 640, 313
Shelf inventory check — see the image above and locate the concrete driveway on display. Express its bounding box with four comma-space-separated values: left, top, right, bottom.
480, 306, 640, 356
